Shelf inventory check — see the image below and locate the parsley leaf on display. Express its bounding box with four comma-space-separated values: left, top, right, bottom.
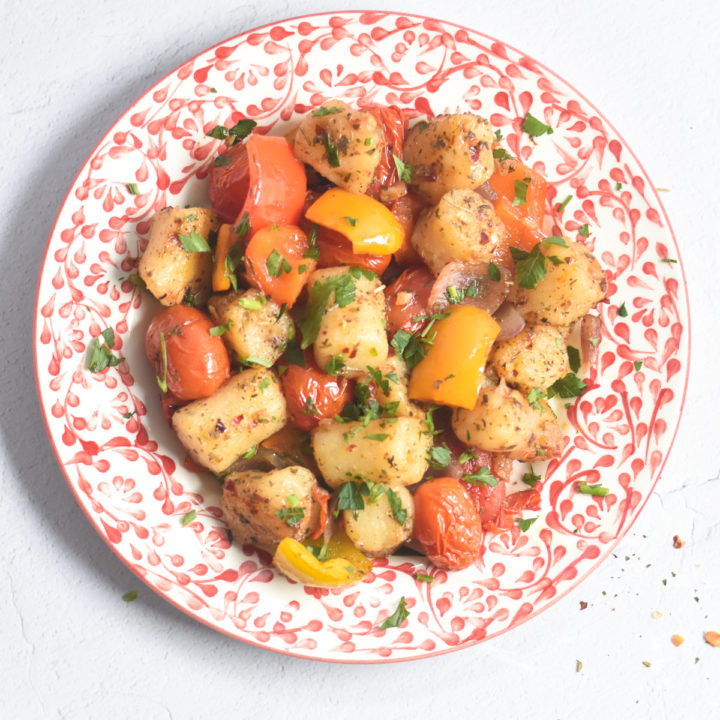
510, 243, 546, 289
633, 360, 643, 372
618, 302, 628, 317
516, 517, 538, 532
385, 488, 408, 525
427, 444, 452, 469
276, 495, 306, 527
322, 131, 340, 167
126, 182, 139, 195
344, 216, 358, 227
334, 482, 365, 515
567, 345, 581, 373
312, 106, 341, 116
209, 321, 232, 336
325, 354, 346, 376
462, 466, 498, 486
577, 481, 609, 497
266, 249, 292, 278
522, 112, 554, 137
527, 387, 546, 413
181, 509, 197, 526
578, 224, 590, 237
86, 328, 123, 373
238, 294, 267, 311
178, 230, 211, 253
522, 465, 542, 487
299, 274, 356, 349
513, 177, 530, 207
392, 153, 413, 183
228, 119, 257, 139
546, 373, 587, 399
487, 262, 501, 282
380, 596, 409, 629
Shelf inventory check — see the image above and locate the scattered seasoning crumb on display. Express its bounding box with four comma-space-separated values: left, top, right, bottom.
672, 535, 684, 548
652, 611, 662, 619
642, 661, 652, 667
671, 634, 684, 647
122, 590, 138, 602
576, 660, 583, 672
705, 631, 720, 647
579, 601, 588, 610
662, 579, 667, 586
695, 657, 700, 664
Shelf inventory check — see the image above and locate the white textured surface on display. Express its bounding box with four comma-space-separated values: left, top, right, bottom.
2, 1, 718, 718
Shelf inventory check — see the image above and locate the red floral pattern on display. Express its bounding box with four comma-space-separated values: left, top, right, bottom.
34, 12, 689, 662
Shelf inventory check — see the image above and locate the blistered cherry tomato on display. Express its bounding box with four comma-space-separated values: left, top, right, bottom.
281, 363, 352, 431
384, 266, 435, 336
208, 142, 250, 223
413, 477, 483, 570
145, 305, 229, 401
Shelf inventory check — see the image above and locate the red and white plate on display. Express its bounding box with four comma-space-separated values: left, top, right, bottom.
34, 12, 689, 662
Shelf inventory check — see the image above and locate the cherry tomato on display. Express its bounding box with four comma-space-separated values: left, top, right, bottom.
145, 305, 230, 401
366, 105, 408, 197
384, 266, 435, 336
412, 477, 483, 570
208, 142, 250, 223
281, 363, 352, 431
462, 479, 506, 527
245, 224, 316, 308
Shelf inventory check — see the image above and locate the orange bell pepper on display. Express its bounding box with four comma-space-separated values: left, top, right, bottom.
211, 223, 235, 292
305, 188, 404, 255
489, 160, 547, 224
494, 196, 546, 253
408, 305, 500, 409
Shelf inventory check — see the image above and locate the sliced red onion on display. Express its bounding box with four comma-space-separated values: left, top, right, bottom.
493, 302, 526, 341
428, 261, 511, 315
476, 181, 498, 204
580, 313, 602, 366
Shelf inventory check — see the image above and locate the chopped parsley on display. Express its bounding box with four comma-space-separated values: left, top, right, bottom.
546, 373, 587, 399
235, 211, 251, 238
266, 249, 292, 278
516, 517, 538, 532
86, 328, 123, 373
178, 230, 211, 253
380, 596, 409, 629
618, 302, 628, 317
392, 153, 413, 183
510, 244, 546, 290
557, 195, 572, 212
181, 509, 197, 526
633, 360, 643, 372
385, 488, 408, 525
209, 321, 232, 336
462, 466, 498, 486
577, 481, 610, 497
427, 444, 452, 469
322, 131, 340, 167
344, 216, 358, 227
311, 106, 341, 116
522, 112, 554, 137
299, 273, 357, 348
487, 262, 501, 282
415, 573, 434, 583
567, 345, 581, 373
578, 224, 590, 237
304, 225, 320, 260
126, 182, 140, 195
513, 177, 530, 207
527, 387, 546, 413
276, 495, 306, 527
325, 354, 346, 376
122, 590, 138, 602
334, 481, 365, 515
522, 465, 542, 487
238, 294, 267, 311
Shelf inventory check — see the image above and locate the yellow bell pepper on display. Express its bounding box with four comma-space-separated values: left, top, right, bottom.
273, 534, 372, 588
305, 188, 404, 255
408, 305, 500, 410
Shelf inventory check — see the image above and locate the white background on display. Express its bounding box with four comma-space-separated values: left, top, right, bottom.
2, 1, 719, 718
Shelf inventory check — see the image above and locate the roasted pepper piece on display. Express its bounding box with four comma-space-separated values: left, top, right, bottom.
273, 536, 371, 588
211, 223, 235, 292
408, 305, 500, 409
305, 188, 404, 255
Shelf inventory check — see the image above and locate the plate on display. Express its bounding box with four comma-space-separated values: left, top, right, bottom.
34, 11, 689, 662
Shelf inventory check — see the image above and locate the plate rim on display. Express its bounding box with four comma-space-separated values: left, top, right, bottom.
33, 9, 692, 663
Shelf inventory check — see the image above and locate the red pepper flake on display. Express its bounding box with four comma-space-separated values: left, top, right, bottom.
579, 601, 588, 610
671, 634, 684, 647
347, 444, 357, 452
232, 414, 244, 426
672, 534, 684, 548
705, 631, 720, 647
